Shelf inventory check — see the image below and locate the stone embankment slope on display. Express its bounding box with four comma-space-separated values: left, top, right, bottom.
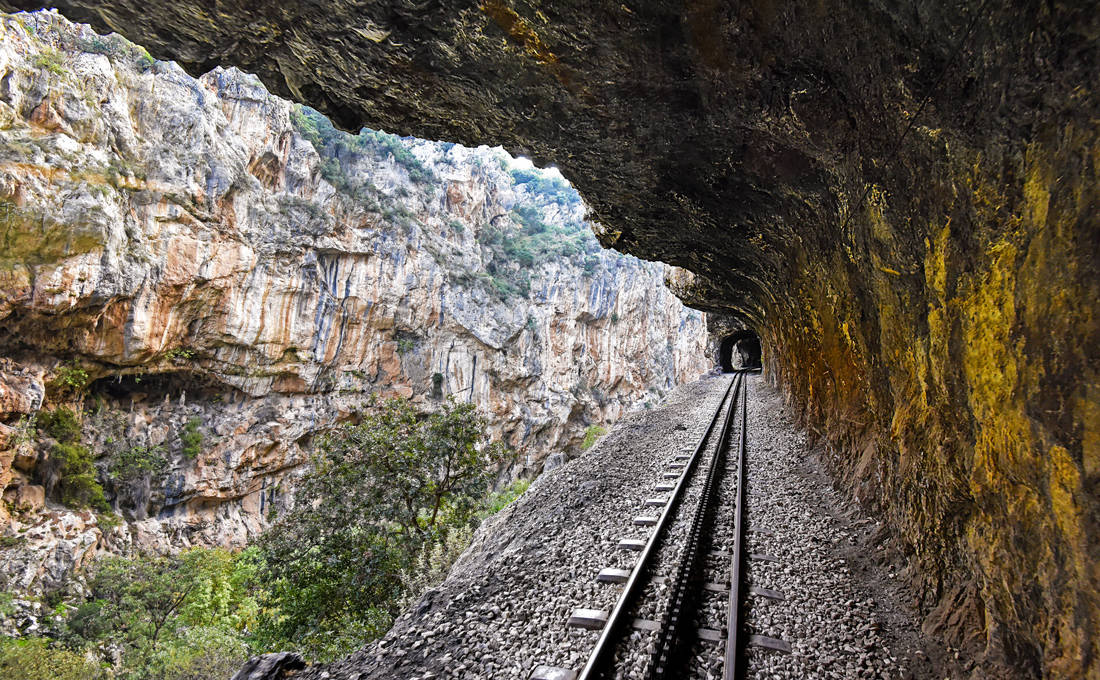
300, 374, 962, 680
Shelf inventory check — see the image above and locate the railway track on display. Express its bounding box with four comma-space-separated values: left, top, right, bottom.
530, 370, 789, 680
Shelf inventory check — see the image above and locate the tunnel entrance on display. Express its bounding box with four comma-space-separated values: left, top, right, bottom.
719, 330, 762, 372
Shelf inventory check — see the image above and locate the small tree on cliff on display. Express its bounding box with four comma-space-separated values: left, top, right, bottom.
254, 397, 510, 660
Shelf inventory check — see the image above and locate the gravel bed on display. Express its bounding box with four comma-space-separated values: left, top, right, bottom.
302, 373, 733, 680
741, 375, 915, 680
611, 376, 738, 679
302, 373, 953, 680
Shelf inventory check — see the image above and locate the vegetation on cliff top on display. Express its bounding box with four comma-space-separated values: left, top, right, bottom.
291, 105, 435, 186
289, 102, 608, 301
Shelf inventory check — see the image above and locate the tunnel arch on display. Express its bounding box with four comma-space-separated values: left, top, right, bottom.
718, 330, 762, 372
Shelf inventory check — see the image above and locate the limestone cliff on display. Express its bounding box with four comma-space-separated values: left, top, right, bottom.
0, 12, 708, 597
5, 0, 1092, 676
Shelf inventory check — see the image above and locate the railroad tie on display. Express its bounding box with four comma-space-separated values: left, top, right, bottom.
750, 586, 785, 601
749, 634, 793, 654
529, 666, 577, 680
596, 567, 631, 583
567, 608, 608, 630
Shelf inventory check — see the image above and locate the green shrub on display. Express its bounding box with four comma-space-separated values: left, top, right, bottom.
38, 407, 80, 444
290, 105, 434, 195
471, 205, 596, 299
164, 347, 194, 362
48, 362, 90, 397
509, 168, 580, 205
400, 524, 473, 608
255, 397, 511, 660
10, 413, 37, 447
32, 48, 66, 76
67, 549, 257, 679
149, 624, 251, 680
0, 637, 105, 680
0, 592, 15, 617
581, 424, 608, 451
180, 418, 203, 459
0, 534, 26, 548
52, 443, 109, 512
483, 478, 530, 515
96, 511, 122, 532
107, 443, 166, 482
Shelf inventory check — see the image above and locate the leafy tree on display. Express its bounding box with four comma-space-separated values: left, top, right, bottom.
69, 549, 256, 680
179, 417, 203, 459
51, 443, 109, 512
38, 407, 80, 443
254, 397, 510, 660
0, 637, 105, 680
86, 554, 197, 652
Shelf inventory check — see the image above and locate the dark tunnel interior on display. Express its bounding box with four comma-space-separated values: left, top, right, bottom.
719, 331, 762, 372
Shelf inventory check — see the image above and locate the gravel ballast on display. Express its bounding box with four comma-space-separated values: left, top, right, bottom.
299, 373, 962, 680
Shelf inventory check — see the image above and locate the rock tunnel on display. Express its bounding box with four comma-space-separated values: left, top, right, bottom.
719, 330, 762, 372
2, 0, 1095, 675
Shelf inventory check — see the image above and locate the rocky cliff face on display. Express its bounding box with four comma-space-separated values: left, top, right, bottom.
8, 0, 1093, 676
0, 11, 708, 598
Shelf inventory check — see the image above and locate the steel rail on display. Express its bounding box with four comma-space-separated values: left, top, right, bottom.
647, 369, 742, 678
724, 373, 749, 680
575, 373, 740, 680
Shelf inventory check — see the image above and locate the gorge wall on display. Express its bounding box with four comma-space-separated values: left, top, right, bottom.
0, 11, 708, 599
4, 1, 1093, 677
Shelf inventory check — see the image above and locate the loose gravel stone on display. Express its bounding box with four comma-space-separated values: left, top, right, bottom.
301, 373, 958, 680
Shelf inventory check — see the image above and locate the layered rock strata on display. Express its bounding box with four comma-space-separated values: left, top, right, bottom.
0, 12, 708, 596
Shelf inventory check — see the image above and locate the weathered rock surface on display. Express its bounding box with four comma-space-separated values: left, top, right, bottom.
0, 12, 708, 597
7, 1, 1090, 675
0, 2, 1096, 675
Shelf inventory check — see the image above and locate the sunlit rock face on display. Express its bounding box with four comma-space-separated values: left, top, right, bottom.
0, 12, 709, 593
0, 1, 1096, 675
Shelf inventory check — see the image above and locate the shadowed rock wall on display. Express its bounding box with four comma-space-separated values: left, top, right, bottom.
1, 1, 1096, 676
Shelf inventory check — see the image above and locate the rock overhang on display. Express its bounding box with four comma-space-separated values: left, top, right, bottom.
1, 1, 1097, 676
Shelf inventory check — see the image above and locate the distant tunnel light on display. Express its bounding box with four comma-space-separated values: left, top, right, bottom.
719, 331, 762, 372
